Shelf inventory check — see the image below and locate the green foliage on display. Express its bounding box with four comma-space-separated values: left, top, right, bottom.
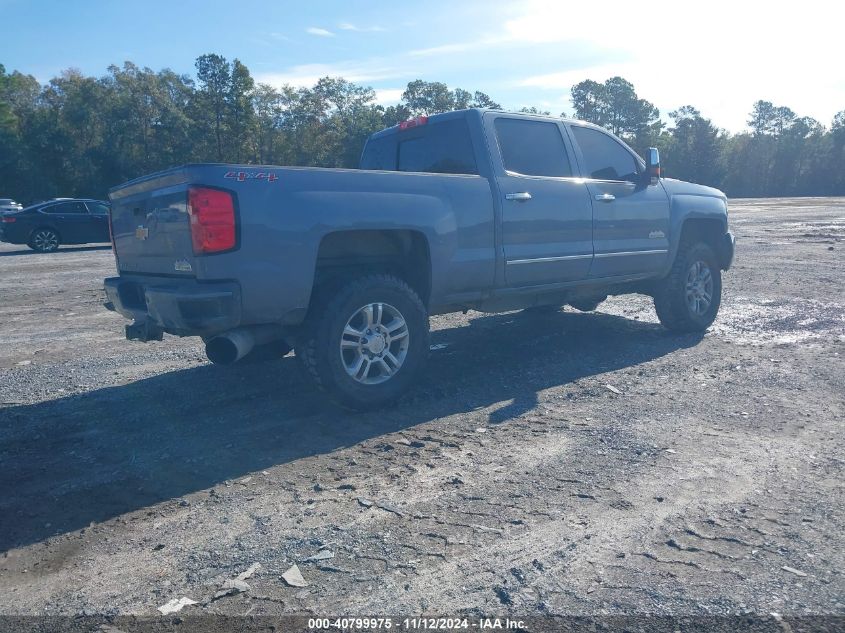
519, 106, 551, 115
0, 64, 40, 149
0, 56, 842, 202
401, 80, 501, 116
664, 106, 723, 187
571, 76, 662, 153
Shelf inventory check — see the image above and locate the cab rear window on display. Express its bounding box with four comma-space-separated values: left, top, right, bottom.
361, 118, 478, 175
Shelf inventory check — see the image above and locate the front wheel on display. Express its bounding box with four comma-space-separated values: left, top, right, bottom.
296, 274, 430, 410
654, 241, 722, 332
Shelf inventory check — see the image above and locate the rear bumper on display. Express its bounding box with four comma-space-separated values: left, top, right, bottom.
0, 219, 35, 244
718, 231, 736, 270
104, 276, 241, 337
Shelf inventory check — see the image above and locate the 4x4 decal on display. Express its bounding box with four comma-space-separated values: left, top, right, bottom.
224, 170, 278, 182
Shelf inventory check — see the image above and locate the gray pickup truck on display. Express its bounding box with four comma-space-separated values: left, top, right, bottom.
104, 109, 735, 408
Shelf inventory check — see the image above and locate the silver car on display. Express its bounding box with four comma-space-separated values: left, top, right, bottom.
0, 198, 23, 214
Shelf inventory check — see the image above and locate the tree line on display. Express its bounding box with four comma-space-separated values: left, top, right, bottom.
1, 54, 844, 203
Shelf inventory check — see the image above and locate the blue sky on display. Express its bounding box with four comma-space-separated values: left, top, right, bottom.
2, 0, 843, 133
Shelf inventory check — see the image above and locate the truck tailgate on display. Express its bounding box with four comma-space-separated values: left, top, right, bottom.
109, 169, 196, 276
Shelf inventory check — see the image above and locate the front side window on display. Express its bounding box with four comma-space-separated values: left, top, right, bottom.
494, 118, 572, 178
570, 126, 639, 181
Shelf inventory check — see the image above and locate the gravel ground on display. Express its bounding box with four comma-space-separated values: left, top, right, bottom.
0, 198, 843, 624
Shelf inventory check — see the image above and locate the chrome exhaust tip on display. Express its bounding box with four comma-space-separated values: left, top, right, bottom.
205, 325, 285, 365
205, 329, 256, 365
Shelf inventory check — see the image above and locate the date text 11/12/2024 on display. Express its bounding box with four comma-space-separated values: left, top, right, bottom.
307, 618, 527, 630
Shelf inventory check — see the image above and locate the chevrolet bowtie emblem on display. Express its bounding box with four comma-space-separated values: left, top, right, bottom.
135, 226, 149, 240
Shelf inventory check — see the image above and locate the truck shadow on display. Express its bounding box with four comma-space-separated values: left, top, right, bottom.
0, 309, 702, 551
0, 245, 111, 257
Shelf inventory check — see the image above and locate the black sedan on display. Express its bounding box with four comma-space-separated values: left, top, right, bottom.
0, 199, 111, 252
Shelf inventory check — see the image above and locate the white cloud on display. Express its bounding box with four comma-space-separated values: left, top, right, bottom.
408, 40, 494, 57
519, 65, 637, 91
406, 0, 845, 131
306, 27, 335, 37
374, 88, 403, 105
338, 22, 386, 33
255, 0, 843, 131
255, 61, 405, 89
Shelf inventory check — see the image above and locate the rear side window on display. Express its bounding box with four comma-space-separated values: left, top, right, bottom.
360, 118, 478, 175
43, 201, 88, 214
571, 126, 639, 181
494, 118, 572, 177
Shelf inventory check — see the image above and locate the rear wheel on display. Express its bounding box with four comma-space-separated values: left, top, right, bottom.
29, 228, 60, 252
296, 274, 429, 410
654, 240, 722, 332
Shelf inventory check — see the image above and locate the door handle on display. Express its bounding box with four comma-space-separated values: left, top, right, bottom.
595, 193, 615, 202
505, 192, 532, 202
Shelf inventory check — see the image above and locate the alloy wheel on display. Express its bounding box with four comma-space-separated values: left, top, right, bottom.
339, 302, 409, 385
33, 230, 58, 252
685, 260, 713, 315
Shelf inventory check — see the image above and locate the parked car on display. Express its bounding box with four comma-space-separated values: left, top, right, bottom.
104, 108, 735, 409
0, 198, 23, 214
0, 198, 111, 252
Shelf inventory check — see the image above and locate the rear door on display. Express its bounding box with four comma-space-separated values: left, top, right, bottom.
486, 113, 593, 287
568, 124, 670, 277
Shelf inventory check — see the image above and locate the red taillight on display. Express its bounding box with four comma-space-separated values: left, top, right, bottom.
2, 216, 16, 223
187, 187, 236, 254
399, 115, 428, 131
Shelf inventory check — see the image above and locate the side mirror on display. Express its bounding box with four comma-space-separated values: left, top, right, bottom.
646, 147, 661, 185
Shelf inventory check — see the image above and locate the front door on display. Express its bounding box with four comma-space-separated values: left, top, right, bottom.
84, 201, 111, 242
488, 114, 594, 287
42, 200, 95, 243
568, 124, 670, 278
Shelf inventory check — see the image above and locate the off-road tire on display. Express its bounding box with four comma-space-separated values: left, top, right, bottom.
654, 240, 722, 332
296, 274, 429, 410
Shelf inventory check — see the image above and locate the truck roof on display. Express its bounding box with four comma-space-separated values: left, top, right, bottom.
369, 108, 590, 141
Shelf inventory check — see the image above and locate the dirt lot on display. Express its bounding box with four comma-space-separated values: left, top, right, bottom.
0, 198, 843, 622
